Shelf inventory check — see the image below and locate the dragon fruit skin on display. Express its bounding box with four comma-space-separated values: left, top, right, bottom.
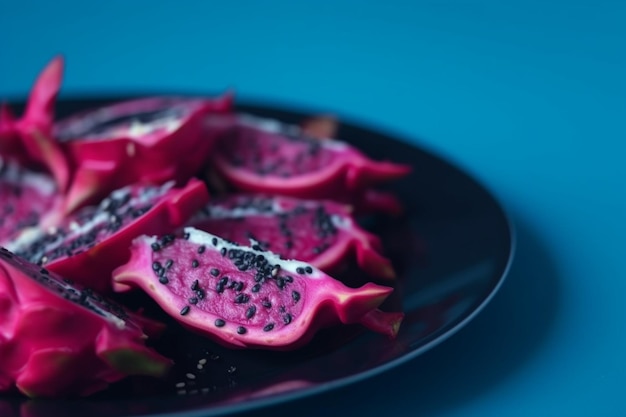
55, 93, 233, 214
0, 248, 172, 398
10, 178, 210, 293
187, 194, 396, 280
0, 57, 70, 191
113, 228, 401, 350
0, 157, 61, 246
207, 114, 411, 211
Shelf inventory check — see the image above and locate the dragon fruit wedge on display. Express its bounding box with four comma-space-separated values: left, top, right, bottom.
0, 157, 60, 246
9, 178, 209, 293
54, 93, 233, 214
113, 227, 403, 350
0, 57, 70, 191
0, 248, 171, 398
186, 194, 396, 280
206, 113, 411, 213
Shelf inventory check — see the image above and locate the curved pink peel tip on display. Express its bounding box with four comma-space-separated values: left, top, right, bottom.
24, 56, 64, 127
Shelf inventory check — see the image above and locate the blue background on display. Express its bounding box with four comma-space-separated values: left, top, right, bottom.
1, 1, 624, 416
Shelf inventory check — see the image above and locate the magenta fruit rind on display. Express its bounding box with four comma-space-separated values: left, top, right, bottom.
209, 113, 411, 204
10, 178, 210, 293
0, 248, 171, 398
56, 93, 233, 213
187, 193, 396, 279
113, 227, 395, 350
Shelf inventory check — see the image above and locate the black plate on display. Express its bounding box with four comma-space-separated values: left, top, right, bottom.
0, 96, 514, 417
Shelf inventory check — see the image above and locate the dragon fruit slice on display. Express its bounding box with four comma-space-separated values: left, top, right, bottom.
207, 114, 411, 212
187, 194, 396, 280
0, 57, 70, 191
0, 157, 60, 245
9, 178, 209, 293
113, 227, 402, 350
54, 93, 232, 213
0, 248, 171, 398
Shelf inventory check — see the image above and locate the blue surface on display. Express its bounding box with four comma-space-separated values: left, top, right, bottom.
1, 1, 625, 416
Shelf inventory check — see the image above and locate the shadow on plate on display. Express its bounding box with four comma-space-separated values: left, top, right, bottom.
235, 213, 561, 417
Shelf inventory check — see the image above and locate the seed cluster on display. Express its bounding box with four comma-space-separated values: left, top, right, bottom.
222, 124, 334, 177
151, 232, 311, 336
15, 188, 155, 267
0, 161, 60, 243
200, 197, 341, 265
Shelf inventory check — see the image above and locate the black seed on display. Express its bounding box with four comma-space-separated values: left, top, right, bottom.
245, 305, 256, 319
219, 276, 229, 286
183, 232, 190, 240
252, 244, 262, 251
196, 289, 205, 299
305, 266, 313, 274
40, 268, 49, 275
152, 261, 162, 271
263, 323, 275, 332
234, 294, 250, 304
276, 277, 285, 289
234, 281, 244, 292
292, 291, 301, 302
161, 234, 175, 246
211, 237, 218, 246
159, 276, 169, 284
151, 242, 161, 252
220, 247, 227, 256
216, 283, 225, 293
165, 259, 173, 268
283, 313, 292, 324
180, 306, 190, 316
191, 279, 199, 291
210, 268, 220, 277
189, 297, 198, 304
284, 275, 294, 283
262, 299, 272, 308
214, 319, 225, 327
251, 283, 261, 293
236, 326, 247, 335
197, 245, 206, 254
191, 259, 199, 268
296, 267, 305, 274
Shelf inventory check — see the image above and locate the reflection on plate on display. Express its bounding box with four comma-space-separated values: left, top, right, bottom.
0, 96, 514, 417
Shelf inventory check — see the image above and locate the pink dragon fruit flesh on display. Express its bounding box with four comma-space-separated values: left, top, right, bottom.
0, 57, 70, 192
8, 178, 209, 293
0, 157, 60, 246
54, 93, 233, 214
186, 193, 396, 280
0, 247, 171, 398
113, 227, 403, 350
206, 113, 411, 214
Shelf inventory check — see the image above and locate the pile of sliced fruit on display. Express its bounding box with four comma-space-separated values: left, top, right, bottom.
0, 57, 411, 398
